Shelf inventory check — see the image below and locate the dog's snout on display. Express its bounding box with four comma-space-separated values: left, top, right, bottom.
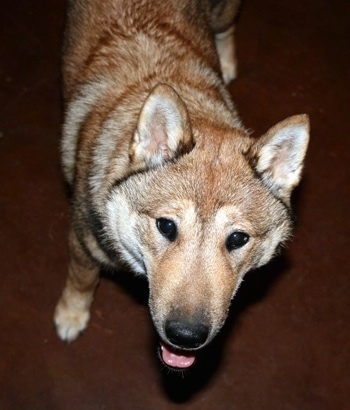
165, 319, 209, 349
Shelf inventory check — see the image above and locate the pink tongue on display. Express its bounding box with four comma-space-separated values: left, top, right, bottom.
161, 342, 196, 369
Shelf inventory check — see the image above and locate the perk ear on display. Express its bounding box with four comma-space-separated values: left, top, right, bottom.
249, 114, 310, 202
130, 84, 193, 170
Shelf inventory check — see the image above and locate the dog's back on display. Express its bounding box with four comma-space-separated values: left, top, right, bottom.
63, 0, 235, 97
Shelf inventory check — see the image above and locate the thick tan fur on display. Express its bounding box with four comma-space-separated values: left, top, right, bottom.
54, 0, 309, 367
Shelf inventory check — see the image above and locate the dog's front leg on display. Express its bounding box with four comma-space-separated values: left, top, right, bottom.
54, 229, 100, 342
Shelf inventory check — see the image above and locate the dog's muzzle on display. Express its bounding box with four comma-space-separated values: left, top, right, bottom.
159, 319, 210, 369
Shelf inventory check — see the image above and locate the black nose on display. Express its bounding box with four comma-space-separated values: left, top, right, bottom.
165, 320, 209, 349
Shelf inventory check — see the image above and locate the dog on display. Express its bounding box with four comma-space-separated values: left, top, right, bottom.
54, 0, 309, 370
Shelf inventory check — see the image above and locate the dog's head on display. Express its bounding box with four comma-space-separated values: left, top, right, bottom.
105, 84, 309, 369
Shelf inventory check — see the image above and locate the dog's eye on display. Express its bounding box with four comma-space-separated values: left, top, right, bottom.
156, 218, 177, 241
226, 231, 249, 251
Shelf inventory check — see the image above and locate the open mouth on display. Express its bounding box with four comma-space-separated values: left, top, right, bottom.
159, 341, 197, 370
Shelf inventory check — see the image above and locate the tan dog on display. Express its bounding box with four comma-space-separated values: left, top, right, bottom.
54, 0, 309, 370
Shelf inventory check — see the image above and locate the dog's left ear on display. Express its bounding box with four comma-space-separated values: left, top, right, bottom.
130, 84, 193, 170
249, 114, 310, 203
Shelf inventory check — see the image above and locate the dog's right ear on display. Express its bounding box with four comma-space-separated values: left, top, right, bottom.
130, 84, 193, 170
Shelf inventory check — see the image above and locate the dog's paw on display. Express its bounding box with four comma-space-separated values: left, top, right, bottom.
221, 60, 237, 84
54, 301, 90, 342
